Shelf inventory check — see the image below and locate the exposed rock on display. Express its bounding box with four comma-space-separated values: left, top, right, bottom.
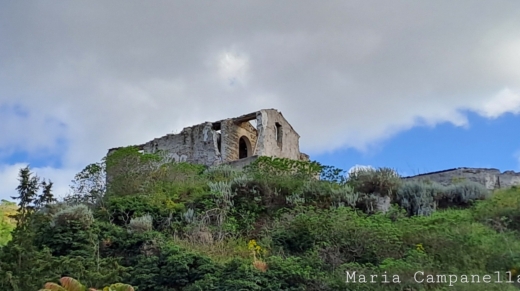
402, 167, 520, 190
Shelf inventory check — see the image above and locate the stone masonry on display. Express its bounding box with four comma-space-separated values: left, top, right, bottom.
107, 109, 309, 168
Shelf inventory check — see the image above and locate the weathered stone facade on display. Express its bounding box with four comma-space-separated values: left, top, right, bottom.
403, 167, 520, 190
107, 109, 308, 167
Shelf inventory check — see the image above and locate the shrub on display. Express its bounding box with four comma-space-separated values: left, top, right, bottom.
246, 156, 322, 179
50, 204, 94, 229
126, 242, 217, 290
330, 184, 359, 207
128, 214, 153, 233
347, 167, 401, 198
396, 181, 490, 216
472, 186, 520, 232
204, 165, 241, 182
395, 181, 443, 216
444, 181, 490, 207
267, 179, 361, 210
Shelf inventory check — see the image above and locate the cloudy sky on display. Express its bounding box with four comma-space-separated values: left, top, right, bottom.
1, 1, 520, 200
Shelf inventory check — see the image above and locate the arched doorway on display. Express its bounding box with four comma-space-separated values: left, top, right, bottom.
239, 136, 251, 159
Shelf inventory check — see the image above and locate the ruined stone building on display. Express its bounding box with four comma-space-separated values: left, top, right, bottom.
107, 109, 309, 168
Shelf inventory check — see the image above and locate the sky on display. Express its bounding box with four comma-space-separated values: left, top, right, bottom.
1, 1, 520, 201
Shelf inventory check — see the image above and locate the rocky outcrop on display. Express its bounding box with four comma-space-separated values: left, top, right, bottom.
402, 167, 520, 190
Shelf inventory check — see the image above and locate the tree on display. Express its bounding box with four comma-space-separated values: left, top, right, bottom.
36, 180, 57, 210
11, 166, 40, 229
10, 166, 57, 229
67, 162, 106, 206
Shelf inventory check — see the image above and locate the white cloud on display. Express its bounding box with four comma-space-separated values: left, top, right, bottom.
217, 51, 249, 87
0, 104, 68, 159
474, 88, 520, 118
1, 1, 520, 196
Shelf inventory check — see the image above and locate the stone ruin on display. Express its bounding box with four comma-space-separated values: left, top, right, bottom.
107, 108, 309, 169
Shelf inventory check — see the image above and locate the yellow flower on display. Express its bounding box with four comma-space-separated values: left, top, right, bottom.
248, 239, 257, 251
416, 243, 425, 253
248, 239, 265, 259
164, 199, 177, 210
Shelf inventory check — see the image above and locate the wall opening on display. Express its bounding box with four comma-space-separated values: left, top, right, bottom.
275, 122, 282, 146
239, 136, 251, 159
217, 133, 221, 153
212, 122, 222, 153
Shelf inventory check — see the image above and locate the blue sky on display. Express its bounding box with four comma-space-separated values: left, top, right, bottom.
1, 1, 520, 201
313, 111, 520, 177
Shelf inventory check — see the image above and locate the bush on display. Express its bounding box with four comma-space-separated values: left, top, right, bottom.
271, 207, 405, 266
204, 164, 241, 182
51, 204, 94, 229
473, 187, 520, 232
126, 242, 217, 290
246, 156, 322, 179
444, 181, 490, 207
185, 256, 320, 291
396, 181, 490, 216
347, 167, 401, 199
128, 214, 153, 233
396, 181, 443, 216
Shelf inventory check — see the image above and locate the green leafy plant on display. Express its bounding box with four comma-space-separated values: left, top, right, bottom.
246, 156, 322, 178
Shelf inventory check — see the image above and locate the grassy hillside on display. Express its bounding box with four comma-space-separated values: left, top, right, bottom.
1, 147, 520, 290
0, 200, 16, 247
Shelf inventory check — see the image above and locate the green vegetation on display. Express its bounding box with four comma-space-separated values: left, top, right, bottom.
39, 276, 134, 291
0, 200, 17, 246
1, 148, 520, 290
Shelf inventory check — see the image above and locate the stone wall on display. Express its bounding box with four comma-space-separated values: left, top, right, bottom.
140, 122, 220, 167
106, 108, 309, 172
220, 119, 258, 162
403, 167, 520, 190
255, 109, 302, 161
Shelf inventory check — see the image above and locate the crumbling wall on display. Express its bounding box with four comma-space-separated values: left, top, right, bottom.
141, 122, 220, 166
107, 108, 309, 172
255, 109, 302, 161
403, 168, 520, 190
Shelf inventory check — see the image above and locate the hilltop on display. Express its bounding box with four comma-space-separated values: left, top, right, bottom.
1, 146, 520, 290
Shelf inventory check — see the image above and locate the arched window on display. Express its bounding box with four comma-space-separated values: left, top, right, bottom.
239, 136, 251, 159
